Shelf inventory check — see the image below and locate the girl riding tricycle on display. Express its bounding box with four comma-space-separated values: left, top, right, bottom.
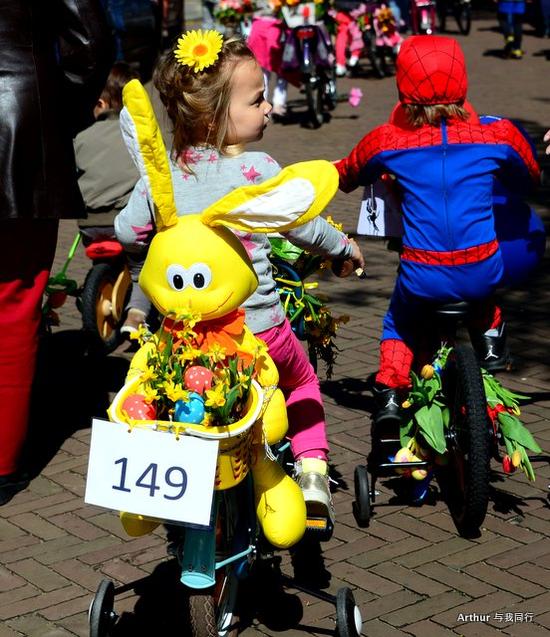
85, 78, 362, 637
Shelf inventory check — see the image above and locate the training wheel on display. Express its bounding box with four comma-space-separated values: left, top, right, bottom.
336, 587, 362, 637
89, 579, 117, 637
353, 465, 371, 527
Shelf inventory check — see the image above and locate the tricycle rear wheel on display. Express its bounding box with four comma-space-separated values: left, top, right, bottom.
89, 579, 116, 637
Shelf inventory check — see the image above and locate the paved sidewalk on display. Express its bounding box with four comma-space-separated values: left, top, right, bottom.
2, 17, 550, 637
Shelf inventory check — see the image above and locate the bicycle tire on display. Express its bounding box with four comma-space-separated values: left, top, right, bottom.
322, 67, 338, 111
188, 577, 239, 637
304, 73, 324, 128
368, 37, 385, 79
443, 344, 491, 537
81, 262, 126, 354
455, 5, 471, 35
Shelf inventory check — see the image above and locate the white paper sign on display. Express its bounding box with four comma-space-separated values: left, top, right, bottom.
357, 182, 404, 239
85, 418, 219, 526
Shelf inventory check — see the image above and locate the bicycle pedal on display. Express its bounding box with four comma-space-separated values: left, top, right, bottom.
305, 516, 333, 540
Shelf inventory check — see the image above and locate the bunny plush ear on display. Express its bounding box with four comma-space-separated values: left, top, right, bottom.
120, 79, 178, 229
201, 161, 339, 233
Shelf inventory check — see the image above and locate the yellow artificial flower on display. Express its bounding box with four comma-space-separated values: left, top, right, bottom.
202, 412, 214, 427
215, 367, 231, 385
208, 342, 227, 363
174, 30, 223, 73
325, 215, 343, 232
131, 322, 153, 345
142, 386, 160, 404
177, 346, 203, 363
205, 383, 227, 408
237, 371, 250, 385
163, 379, 189, 403
139, 367, 158, 384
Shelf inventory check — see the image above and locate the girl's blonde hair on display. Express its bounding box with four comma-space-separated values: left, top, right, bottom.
153, 36, 256, 168
403, 102, 470, 128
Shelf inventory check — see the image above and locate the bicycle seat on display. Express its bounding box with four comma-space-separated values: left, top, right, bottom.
85, 240, 124, 260
434, 301, 471, 319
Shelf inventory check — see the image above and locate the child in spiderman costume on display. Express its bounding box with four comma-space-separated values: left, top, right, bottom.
334, 35, 540, 426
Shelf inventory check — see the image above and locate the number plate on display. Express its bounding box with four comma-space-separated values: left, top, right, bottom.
85, 418, 219, 526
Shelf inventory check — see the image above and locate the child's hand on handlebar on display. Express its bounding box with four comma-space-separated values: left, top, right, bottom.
332, 238, 366, 278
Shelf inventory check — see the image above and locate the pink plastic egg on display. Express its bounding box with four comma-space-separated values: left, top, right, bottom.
184, 366, 214, 395
122, 394, 157, 421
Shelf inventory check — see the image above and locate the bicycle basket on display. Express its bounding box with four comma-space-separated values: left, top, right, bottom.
108, 376, 264, 490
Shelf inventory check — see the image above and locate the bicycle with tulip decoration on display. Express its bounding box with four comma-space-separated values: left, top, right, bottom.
353, 301, 546, 538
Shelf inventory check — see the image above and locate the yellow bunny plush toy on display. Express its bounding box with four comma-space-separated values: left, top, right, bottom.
108, 80, 339, 549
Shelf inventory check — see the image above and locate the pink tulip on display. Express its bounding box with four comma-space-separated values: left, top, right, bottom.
348, 87, 363, 108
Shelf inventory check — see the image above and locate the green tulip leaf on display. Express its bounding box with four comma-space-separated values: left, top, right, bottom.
498, 412, 542, 452
414, 404, 446, 454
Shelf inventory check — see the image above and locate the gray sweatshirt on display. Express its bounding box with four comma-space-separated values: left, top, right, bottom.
114, 148, 353, 334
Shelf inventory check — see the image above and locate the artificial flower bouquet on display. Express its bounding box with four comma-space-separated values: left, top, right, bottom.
118, 310, 261, 431
214, 0, 257, 26
270, 0, 327, 26
395, 345, 542, 481
269, 221, 350, 379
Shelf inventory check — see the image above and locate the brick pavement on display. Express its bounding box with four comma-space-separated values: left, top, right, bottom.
2, 16, 550, 637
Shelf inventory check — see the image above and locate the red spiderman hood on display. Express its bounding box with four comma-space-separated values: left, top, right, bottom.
396, 35, 468, 105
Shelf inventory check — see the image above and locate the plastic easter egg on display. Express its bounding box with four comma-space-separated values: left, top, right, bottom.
393, 447, 413, 477
174, 392, 205, 424
122, 394, 157, 420
184, 366, 214, 395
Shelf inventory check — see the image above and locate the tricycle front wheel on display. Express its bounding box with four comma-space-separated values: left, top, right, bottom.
188, 572, 240, 637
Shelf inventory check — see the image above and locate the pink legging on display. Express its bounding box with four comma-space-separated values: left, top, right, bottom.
256, 318, 329, 461
0, 219, 58, 475
334, 11, 364, 67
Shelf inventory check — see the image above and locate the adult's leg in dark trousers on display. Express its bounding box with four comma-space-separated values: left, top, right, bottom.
0, 219, 58, 501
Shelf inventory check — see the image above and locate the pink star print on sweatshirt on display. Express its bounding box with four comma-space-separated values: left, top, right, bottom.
241, 164, 261, 182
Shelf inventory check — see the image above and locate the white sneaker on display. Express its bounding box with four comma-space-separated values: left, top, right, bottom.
120, 308, 147, 337
271, 103, 287, 121
335, 64, 347, 77
348, 55, 359, 67
293, 458, 335, 527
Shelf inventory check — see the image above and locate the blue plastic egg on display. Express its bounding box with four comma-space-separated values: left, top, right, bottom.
174, 392, 205, 424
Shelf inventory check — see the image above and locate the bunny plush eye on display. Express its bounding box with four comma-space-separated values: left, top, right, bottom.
166, 264, 188, 291
188, 263, 212, 290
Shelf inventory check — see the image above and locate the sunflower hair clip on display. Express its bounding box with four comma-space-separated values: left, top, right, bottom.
174, 29, 224, 73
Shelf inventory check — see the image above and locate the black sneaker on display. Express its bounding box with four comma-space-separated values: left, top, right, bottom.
372, 384, 402, 426
470, 322, 511, 373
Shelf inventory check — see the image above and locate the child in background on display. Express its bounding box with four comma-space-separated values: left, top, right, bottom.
247, 1, 289, 119
74, 62, 152, 335
330, 0, 365, 76
115, 31, 365, 525
496, 0, 526, 59
334, 35, 539, 426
